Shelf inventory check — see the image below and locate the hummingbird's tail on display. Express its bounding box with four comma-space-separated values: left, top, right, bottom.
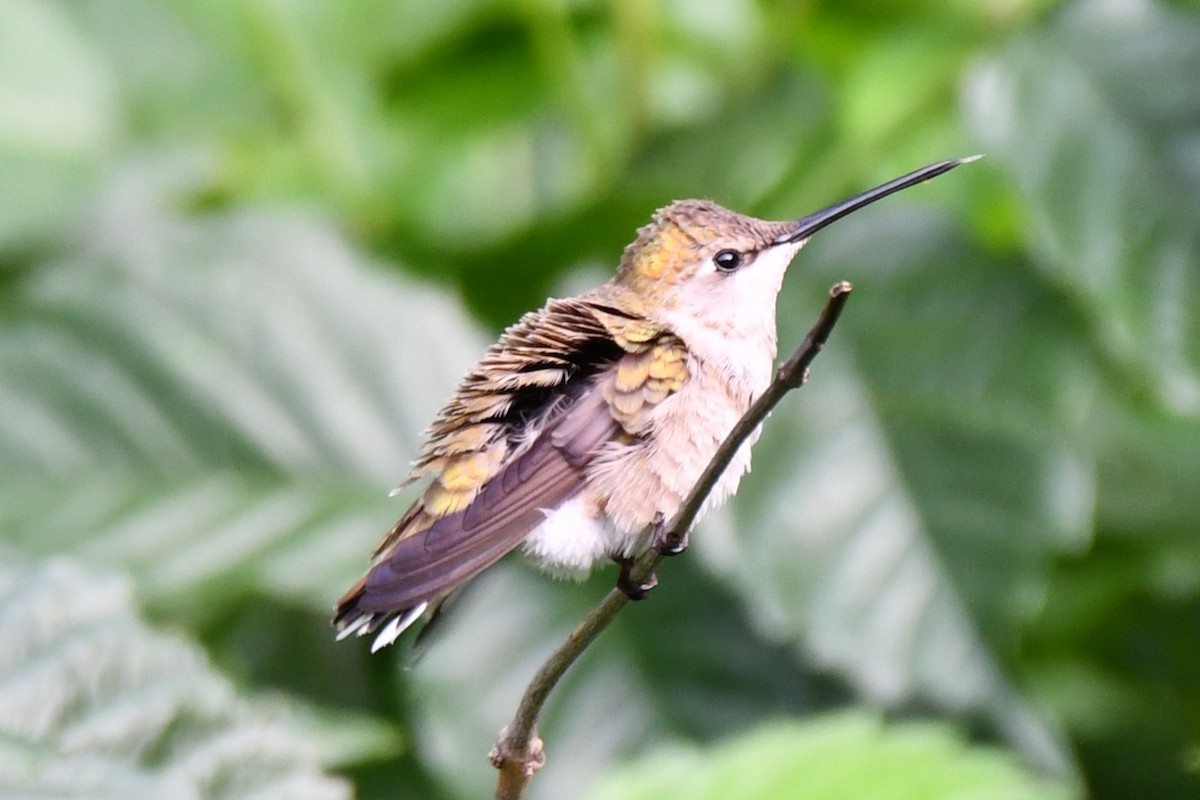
333, 578, 429, 652
333, 434, 585, 651
334, 382, 619, 651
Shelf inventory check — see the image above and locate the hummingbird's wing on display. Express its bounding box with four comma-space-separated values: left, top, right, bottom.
333, 295, 690, 646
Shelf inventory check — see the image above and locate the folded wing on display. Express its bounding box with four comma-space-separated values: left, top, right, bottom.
333, 295, 690, 646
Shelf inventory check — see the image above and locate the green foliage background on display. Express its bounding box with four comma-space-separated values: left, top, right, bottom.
2, 0, 1197, 797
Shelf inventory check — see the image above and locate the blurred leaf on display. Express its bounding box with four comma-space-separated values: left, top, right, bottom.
627, 71, 832, 212
964, 0, 1200, 594
966, 0, 1200, 415
838, 27, 970, 154
583, 713, 1077, 800
0, 556, 350, 799
275, 700, 405, 769
0, 475, 390, 623
0, 0, 117, 247
689, 208, 1090, 774
812, 209, 1095, 642
0, 157, 487, 616
962, 8, 1200, 793
1090, 397, 1200, 536
67, 0, 257, 140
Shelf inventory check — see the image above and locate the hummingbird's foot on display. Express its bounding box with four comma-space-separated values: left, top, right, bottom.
651, 513, 689, 556
489, 725, 545, 776
615, 556, 658, 600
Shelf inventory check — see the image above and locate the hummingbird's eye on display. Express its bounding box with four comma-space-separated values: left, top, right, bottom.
713, 249, 742, 273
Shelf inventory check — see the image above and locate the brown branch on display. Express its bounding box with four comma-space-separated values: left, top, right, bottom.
492, 281, 855, 800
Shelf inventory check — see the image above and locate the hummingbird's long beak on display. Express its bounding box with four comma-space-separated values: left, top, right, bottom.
774, 155, 982, 246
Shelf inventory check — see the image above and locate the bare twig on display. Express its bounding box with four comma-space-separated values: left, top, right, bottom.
492, 282, 855, 800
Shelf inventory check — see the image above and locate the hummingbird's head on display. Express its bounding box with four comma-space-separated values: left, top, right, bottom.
614, 200, 801, 340
612, 157, 979, 347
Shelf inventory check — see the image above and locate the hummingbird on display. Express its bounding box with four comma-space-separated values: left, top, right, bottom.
334, 156, 977, 651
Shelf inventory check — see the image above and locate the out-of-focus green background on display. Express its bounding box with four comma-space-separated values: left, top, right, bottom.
2, 0, 1198, 798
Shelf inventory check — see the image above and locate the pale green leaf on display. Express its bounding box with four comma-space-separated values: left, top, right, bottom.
0, 556, 350, 799
583, 713, 1077, 800
0, 158, 487, 620
0, 0, 117, 246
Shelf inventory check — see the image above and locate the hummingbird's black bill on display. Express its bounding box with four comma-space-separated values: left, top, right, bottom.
775, 155, 982, 246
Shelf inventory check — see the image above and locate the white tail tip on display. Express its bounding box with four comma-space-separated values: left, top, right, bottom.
370, 602, 429, 653
335, 613, 372, 641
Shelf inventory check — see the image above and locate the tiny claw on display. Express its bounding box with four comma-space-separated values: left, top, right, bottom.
651, 514, 688, 556
615, 556, 658, 600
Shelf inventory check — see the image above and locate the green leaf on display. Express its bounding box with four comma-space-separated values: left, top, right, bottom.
688, 208, 1089, 774
0, 0, 117, 247
0, 474, 393, 622
583, 713, 1077, 800
0, 556, 350, 799
965, 0, 1200, 415
961, 12, 1200, 793
812, 210, 1095, 640
0, 158, 487, 619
